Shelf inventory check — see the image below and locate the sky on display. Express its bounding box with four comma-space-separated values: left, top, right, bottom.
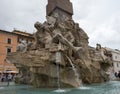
0, 0, 120, 49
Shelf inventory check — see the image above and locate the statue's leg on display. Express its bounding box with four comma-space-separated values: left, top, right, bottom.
53, 34, 82, 52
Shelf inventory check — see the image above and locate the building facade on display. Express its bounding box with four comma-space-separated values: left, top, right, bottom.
111, 50, 120, 73
105, 48, 120, 73
0, 29, 34, 73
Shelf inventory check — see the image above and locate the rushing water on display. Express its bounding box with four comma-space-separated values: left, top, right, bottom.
0, 81, 120, 94
56, 42, 62, 90
66, 55, 81, 86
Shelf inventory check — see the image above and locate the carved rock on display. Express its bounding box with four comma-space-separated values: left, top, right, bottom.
6, 0, 112, 88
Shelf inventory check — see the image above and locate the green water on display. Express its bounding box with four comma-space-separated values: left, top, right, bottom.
0, 81, 120, 94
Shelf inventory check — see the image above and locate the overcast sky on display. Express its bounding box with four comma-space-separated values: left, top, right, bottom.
0, 0, 120, 49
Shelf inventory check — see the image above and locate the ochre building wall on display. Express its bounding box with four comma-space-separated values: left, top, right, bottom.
0, 31, 18, 72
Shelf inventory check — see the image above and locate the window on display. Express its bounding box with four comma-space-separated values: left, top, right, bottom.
7, 47, 11, 54
7, 38, 11, 44
117, 63, 119, 67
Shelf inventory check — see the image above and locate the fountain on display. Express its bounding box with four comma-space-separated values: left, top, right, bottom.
66, 55, 81, 86
6, 0, 112, 88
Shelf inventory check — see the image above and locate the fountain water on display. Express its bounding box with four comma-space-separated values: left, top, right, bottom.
54, 42, 66, 92
56, 61, 60, 89
0, 87, 4, 89
66, 55, 81, 86
54, 64, 66, 93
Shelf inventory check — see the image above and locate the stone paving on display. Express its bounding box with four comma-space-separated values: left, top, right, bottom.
0, 82, 15, 86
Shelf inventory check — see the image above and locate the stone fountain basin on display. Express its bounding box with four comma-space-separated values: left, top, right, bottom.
6, 50, 80, 88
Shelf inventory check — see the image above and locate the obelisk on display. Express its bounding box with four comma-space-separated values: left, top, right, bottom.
46, 0, 73, 22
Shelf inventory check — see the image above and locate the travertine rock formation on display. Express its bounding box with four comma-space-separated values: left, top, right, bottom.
6, 0, 112, 88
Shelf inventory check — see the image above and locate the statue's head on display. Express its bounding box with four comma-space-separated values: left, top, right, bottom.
96, 43, 101, 50
34, 21, 43, 31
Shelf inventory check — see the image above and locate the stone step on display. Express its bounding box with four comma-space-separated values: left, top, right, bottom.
0, 82, 15, 86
